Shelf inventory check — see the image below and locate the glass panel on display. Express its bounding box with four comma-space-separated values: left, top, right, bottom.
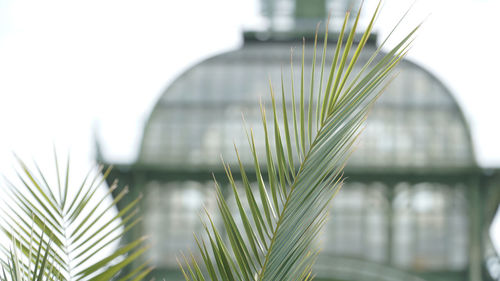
392, 182, 468, 270
143, 181, 217, 267
320, 182, 389, 263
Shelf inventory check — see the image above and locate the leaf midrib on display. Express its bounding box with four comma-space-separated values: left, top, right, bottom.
256, 121, 321, 281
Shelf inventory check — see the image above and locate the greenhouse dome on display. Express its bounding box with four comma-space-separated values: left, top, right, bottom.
102, 36, 500, 281
139, 41, 475, 172
98, 1, 500, 281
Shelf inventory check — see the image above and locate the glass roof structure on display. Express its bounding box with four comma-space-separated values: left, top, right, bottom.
139, 40, 475, 172
126, 38, 492, 281
98, 34, 500, 281
99, 2, 500, 280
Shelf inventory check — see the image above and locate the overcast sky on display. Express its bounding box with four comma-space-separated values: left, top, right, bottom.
0, 0, 499, 251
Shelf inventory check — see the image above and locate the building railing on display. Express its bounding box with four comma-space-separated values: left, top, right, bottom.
314, 256, 430, 281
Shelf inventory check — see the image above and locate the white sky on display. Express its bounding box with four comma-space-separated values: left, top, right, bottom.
0, 0, 499, 254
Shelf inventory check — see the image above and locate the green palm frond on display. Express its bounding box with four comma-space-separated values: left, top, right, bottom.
180, 3, 418, 281
1, 222, 61, 281
0, 153, 152, 281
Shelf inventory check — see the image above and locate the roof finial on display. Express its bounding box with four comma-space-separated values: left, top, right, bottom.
259, 0, 361, 33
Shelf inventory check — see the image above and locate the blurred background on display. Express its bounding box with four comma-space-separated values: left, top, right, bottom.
0, 0, 499, 280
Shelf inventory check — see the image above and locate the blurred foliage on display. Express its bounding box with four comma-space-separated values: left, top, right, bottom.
0, 154, 151, 281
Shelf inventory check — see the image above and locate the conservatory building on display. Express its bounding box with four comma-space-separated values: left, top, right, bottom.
97, 0, 500, 280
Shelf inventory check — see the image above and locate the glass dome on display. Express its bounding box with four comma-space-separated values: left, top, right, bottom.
138, 39, 475, 172
106, 36, 500, 281
99, 2, 500, 278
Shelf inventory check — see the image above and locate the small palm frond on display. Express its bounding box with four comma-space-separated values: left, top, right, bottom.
181, 3, 418, 281
0, 223, 60, 281
0, 153, 152, 281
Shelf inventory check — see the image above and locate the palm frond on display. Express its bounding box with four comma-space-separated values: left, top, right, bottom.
181, 3, 418, 281
0, 154, 151, 281
0, 222, 62, 281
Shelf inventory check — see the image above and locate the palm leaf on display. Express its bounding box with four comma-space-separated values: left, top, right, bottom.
181, 3, 418, 281
0, 220, 62, 281
0, 154, 151, 281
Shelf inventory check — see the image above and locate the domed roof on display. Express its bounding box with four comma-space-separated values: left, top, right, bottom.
138, 39, 475, 172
